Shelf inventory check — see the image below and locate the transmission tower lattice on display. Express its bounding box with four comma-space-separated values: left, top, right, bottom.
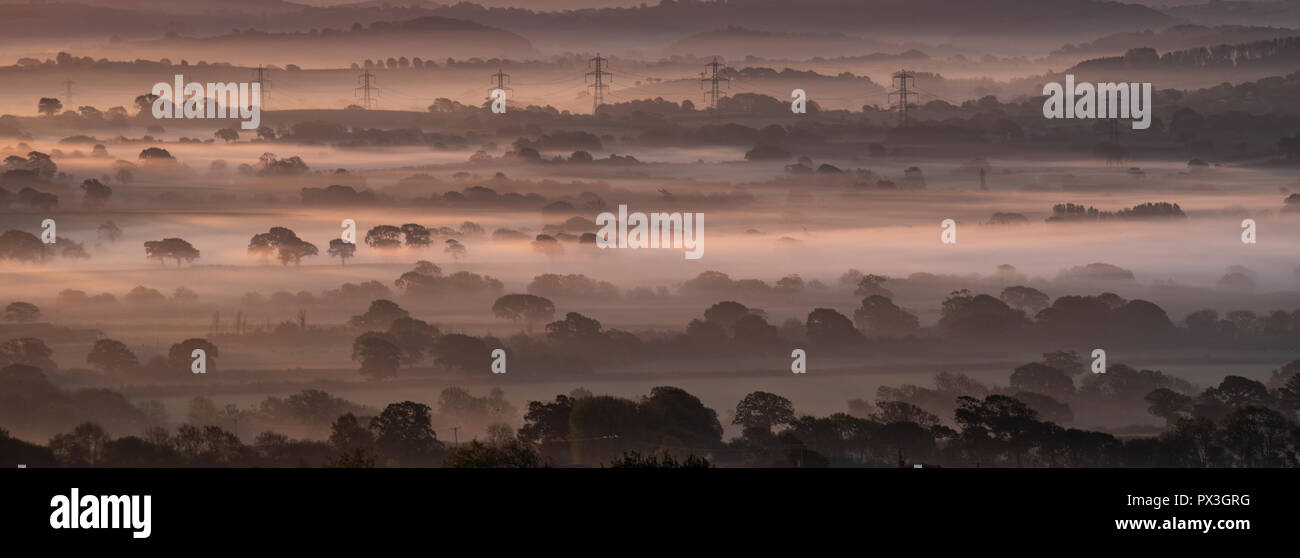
889, 70, 919, 127
489, 68, 512, 103
585, 54, 610, 114
700, 57, 729, 109
355, 70, 377, 109
253, 65, 271, 109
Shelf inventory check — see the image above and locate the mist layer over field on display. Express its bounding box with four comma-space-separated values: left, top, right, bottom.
3, 1, 1300, 469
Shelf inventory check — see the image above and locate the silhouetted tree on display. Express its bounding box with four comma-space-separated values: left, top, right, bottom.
853, 295, 919, 337
0, 427, 55, 466
369, 401, 442, 466
138, 147, 174, 160
518, 394, 574, 456
364, 225, 403, 249
853, 274, 893, 298
49, 422, 108, 465
874, 401, 941, 427
954, 395, 1050, 467
124, 286, 165, 305
0, 230, 47, 262
3, 301, 40, 323
1201, 375, 1269, 410
732, 314, 780, 347
214, 128, 239, 143
386, 317, 439, 367
86, 339, 139, 375
248, 227, 318, 265
167, 338, 218, 374
1219, 406, 1292, 467
349, 299, 409, 330
400, 224, 432, 247
444, 238, 467, 260
545, 312, 603, 343
133, 94, 158, 115
868, 421, 935, 465
327, 239, 355, 264
805, 308, 862, 347
79, 178, 112, 208
446, 440, 544, 468
329, 412, 375, 454
1278, 373, 1300, 413
641, 386, 724, 448
703, 301, 751, 334
734, 391, 795, 434
1145, 388, 1193, 427
0, 337, 56, 370
939, 290, 1027, 342
1114, 299, 1175, 341
608, 451, 710, 468
352, 332, 401, 380
144, 238, 200, 266
37, 97, 62, 116
492, 294, 555, 333
531, 234, 563, 257
430, 333, 492, 373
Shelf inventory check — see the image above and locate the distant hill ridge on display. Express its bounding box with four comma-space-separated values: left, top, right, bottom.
95, 14, 538, 61
1069, 35, 1300, 71
0, 0, 1176, 45
1054, 24, 1300, 57
428, 0, 1176, 36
